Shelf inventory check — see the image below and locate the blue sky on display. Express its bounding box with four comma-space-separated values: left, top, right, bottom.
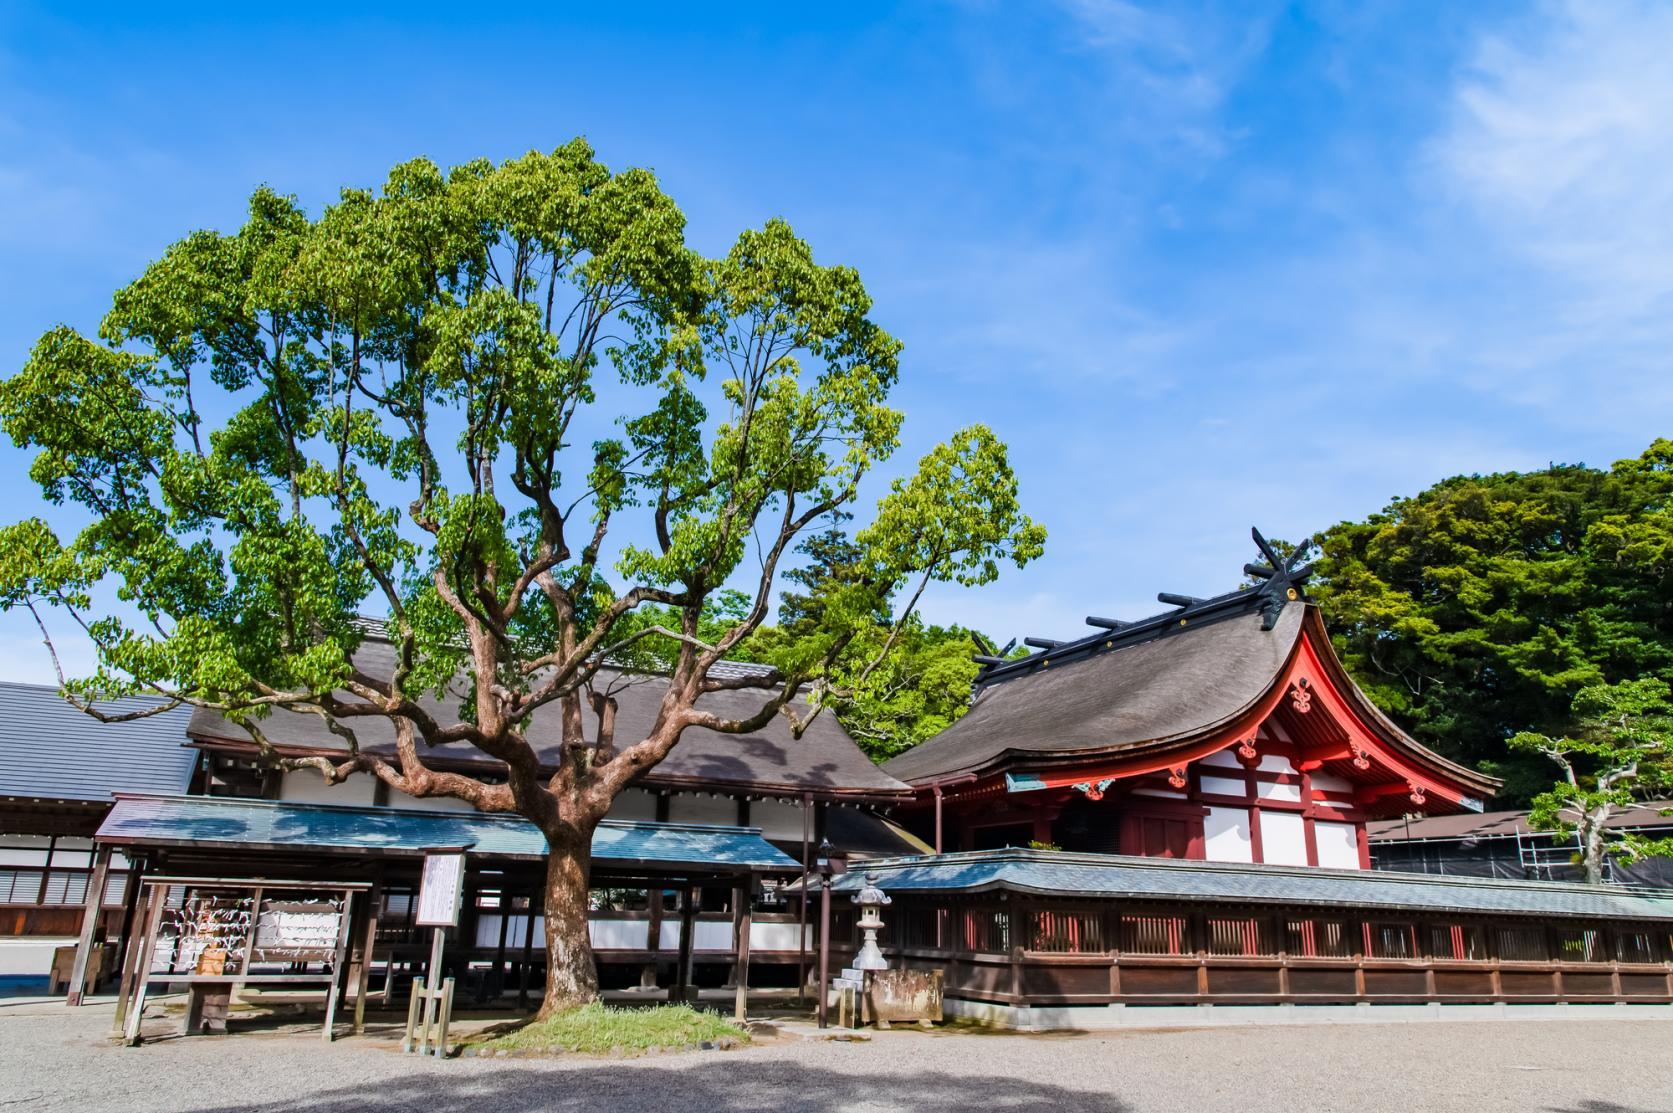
2, 1, 1670, 680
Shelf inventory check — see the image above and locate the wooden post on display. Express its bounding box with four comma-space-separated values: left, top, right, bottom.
797, 792, 811, 1004
732, 878, 753, 1022
817, 876, 832, 1028
65, 845, 113, 1006
112, 881, 156, 1034
421, 926, 446, 1043
402, 975, 425, 1053
641, 885, 664, 991
322, 890, 355, 1042
110, 855, 146, 1002
435, 977, 455, 1057
673, 886, 697, 1004
1009, 899, 1025, 1005
517, 892, 536, 1011
122, 885, 170, 1046
353, 874, 382, 1034
933, 786, 944, 854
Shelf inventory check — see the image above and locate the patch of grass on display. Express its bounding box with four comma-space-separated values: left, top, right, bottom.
459, 1003, 749, 1056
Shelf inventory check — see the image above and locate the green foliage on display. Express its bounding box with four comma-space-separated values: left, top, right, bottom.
1310, 441, 1673, 801
0, 142, 1042, 826
457, 1003, 747, 1055
1508, 678, 1673, 883
741, 491, 1040, 762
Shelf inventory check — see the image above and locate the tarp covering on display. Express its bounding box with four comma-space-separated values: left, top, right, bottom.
831, 847, 1673, 922
97, 794, 800, 872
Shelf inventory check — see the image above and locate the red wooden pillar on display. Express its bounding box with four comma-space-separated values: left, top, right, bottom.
1031, 814, 1053, 845
1299, 770, 1320, 867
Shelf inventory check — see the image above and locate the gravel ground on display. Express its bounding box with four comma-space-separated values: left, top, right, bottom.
3, 997, 1672, 1113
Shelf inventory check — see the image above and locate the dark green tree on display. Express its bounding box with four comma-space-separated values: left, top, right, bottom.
1309, 440, 1673, 800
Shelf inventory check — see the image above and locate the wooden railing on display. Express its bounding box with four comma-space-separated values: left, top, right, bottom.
851, 898, 1673, 1008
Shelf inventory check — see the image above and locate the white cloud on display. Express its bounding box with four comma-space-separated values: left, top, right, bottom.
1436, 0, 1673, 323
1052, 0, 1280, 158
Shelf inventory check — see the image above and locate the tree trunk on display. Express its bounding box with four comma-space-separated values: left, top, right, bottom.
536, 832, 599, 1018
1582, 818, 1607, 886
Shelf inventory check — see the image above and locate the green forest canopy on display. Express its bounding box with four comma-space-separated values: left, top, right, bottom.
1311, 439, 1673, 803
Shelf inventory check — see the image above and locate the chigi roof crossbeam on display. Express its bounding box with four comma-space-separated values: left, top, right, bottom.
976, 527, 1316, 689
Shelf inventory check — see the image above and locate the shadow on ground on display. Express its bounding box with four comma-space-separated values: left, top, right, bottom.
181, 1060, 1132, 1113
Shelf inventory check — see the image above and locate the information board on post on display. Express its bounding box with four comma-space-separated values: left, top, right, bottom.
415, 850, 468, 927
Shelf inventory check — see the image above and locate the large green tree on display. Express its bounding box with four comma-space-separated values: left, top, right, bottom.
1310, 441, 1673, 800
0, 144, 1044, 1015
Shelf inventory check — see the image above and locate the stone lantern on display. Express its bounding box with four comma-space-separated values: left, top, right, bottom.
852, 872, 892, 972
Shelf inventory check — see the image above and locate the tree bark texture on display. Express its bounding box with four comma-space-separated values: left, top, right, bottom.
537, 832, 600, 1018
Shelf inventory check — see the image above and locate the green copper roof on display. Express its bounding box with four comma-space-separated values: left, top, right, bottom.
830, 848, 1673, 922
98, 794, 799, 872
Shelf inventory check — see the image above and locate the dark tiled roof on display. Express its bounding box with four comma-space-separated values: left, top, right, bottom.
97, 794, 800, 871
831, 847, 1673, 922
884, 604, 1304, 783
1368, 802, 1673, 843
0, 682, 197, 803
186, 642, 907, 799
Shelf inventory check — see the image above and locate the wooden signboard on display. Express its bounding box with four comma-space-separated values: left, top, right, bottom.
416, 852, 468, 927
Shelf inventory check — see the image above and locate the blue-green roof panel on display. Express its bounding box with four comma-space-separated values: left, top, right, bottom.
98, 794, 799, 872
831, 848, 1673, 922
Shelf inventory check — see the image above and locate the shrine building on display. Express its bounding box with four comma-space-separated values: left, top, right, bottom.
883, 530, 1499, 865
11, 528, 1673, 1033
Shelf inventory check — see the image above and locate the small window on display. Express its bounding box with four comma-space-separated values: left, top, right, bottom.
893, 907, 941, 949
1616, 930, 1658, 964
0, 868, 44, 904
960, 909, 1009, 953
1426, 924, 1486, 960
1285, 919, 1354, 958
1364, 921, 1416, 958
1028, 909, 1104, 953
1119, 914, 1189, 955
1553, 927, 1604, 963
38, 870, 89, 907
1207, 916, 1275, 956
1495, 926, 1548, 962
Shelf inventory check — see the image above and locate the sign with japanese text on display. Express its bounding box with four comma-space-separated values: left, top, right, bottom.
415, 851, 468, 927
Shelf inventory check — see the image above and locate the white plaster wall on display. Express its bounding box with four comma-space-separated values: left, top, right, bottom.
751, 798, 812, 841
606, 789, 658, 823
1256, 754, 1294, 774
1256, 779, 1303, 803
668, 793, 741, 826
0, 835, 51, 865
388, 789, 479, 812
278, 770, 377, 806
1312, 771, 1353, 794
1199, 774, 1247, 798
1316, 820, 1362, 869
1200, 749, 1243, 769
1130, 787, 1187, 799
751, 921, 810, 951
1260, 810, 1309, 866
278, 770, 477, 811
1203, 806, 1255, 863
590, 917, 649, 950
655, 920, 735, 951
